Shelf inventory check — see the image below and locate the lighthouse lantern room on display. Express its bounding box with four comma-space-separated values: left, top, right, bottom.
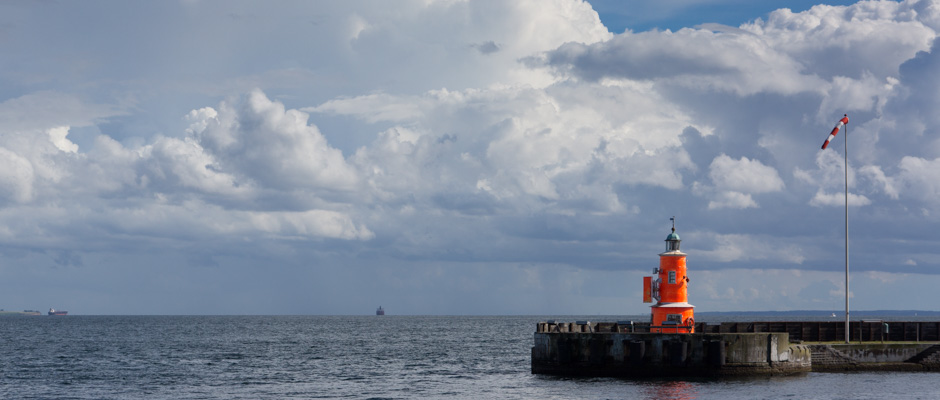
643, 218, 695, 333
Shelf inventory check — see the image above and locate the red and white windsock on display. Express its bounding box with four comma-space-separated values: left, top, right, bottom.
821, 114, 849, 150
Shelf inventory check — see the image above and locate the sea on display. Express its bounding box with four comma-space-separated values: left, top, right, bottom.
2, 314, 940, 399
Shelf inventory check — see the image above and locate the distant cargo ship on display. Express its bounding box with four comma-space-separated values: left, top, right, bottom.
48, 308, 68, 316
376, 306, 385, 316
0, 310, 41, 316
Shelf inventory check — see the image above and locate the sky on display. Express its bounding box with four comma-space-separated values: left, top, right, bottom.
1, 0, 940, 315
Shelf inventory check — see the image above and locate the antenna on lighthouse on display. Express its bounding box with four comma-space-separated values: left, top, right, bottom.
670, 216, 675, 231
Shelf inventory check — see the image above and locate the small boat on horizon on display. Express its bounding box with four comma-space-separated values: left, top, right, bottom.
48, 308, 68, 316
376, 306, 385, 316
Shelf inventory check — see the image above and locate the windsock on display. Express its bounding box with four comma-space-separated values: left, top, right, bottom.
821, 114, 849, 150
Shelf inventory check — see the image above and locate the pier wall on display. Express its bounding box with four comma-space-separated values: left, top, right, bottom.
831, 343, 932, 363
532, 322, 940, 376
704, 321, 940, 342
532, 325, 810, 377
808, 343, 940, 371
588, 320, 940, 342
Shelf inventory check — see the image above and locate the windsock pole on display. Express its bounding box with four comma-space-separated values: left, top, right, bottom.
820, 114, 851, 343
844, 117, 850, 344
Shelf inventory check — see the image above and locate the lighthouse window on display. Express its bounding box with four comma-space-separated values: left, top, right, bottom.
668, 271, 676, 284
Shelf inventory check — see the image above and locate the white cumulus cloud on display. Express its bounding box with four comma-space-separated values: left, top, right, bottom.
188, 90, 359, 194
694, 154, 784, 209
4, 0, 940, 314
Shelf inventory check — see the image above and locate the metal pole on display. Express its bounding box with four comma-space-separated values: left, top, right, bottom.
844, 116, 850, 344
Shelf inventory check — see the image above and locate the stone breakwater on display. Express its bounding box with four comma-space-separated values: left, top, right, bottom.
531, 322, 811, 377
531, 321, 940, 377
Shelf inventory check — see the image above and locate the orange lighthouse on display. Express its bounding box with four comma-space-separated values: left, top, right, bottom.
643, 218, 695, 333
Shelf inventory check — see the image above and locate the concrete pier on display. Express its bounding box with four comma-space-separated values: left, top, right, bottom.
532, 321, 940, 377
532, 322, 811, 377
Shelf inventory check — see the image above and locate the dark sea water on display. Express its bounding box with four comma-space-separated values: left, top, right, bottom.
2, 315, 939, 399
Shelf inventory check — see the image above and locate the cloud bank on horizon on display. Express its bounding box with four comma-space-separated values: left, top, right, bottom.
1, 0, 939, 314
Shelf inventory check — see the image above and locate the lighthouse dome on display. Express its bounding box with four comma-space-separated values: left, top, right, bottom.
665, 227, 681, 251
